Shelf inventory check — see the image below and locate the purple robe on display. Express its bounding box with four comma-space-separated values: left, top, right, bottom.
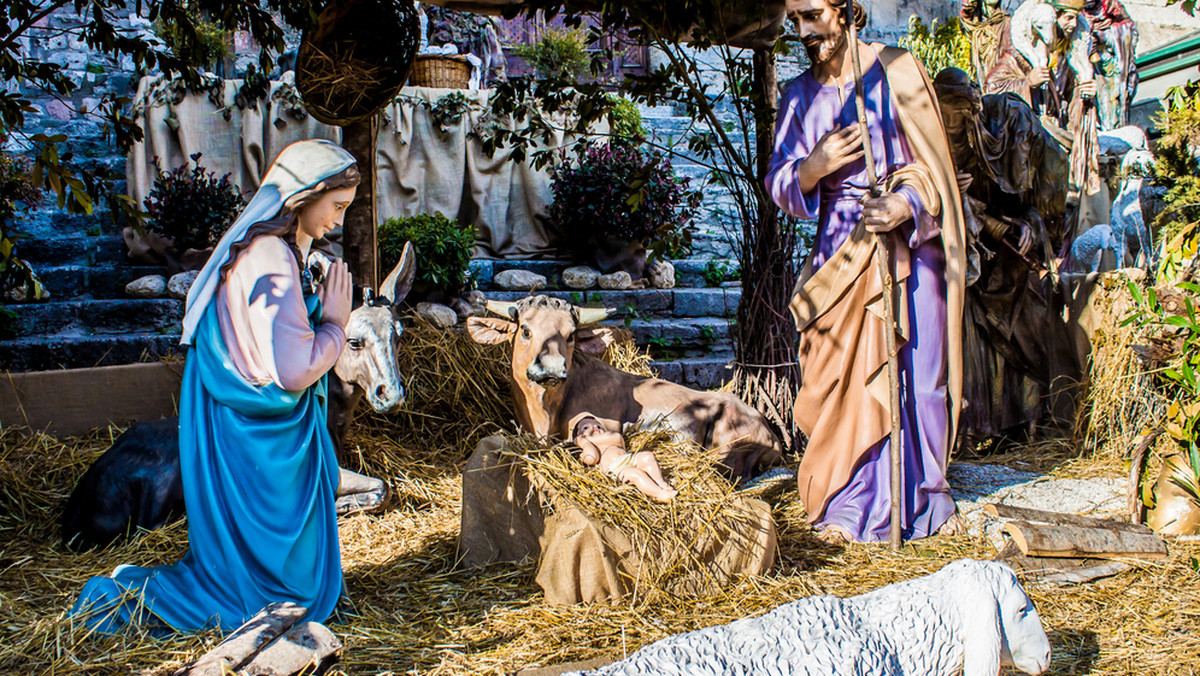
766, 59, 956, 542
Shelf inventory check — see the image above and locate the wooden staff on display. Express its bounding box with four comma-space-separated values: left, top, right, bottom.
844, 1, 904, 551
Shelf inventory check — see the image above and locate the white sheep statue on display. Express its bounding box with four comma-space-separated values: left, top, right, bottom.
566, 559, 1051, 676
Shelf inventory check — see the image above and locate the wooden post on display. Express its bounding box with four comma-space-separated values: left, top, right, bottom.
342, 115, 379, 290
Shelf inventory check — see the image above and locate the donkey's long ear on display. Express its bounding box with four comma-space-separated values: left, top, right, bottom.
380, 241, 416, 306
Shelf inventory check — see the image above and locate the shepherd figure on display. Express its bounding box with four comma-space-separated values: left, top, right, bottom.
767, 0, 968, 543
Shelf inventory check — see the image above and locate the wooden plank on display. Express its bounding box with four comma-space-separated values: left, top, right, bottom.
996, 539, 1132, 585
237, 620, 342, 676
984, 503, 1152, 534
176, 602, 307, 676
1002, 520, 1169, 560
0, 361, 184, 436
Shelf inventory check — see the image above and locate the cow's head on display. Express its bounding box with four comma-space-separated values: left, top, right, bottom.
319, 243, 416, 412
467, 295, 613, 388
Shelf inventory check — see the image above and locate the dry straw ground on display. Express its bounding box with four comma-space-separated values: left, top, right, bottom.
1, 323, 1198, 674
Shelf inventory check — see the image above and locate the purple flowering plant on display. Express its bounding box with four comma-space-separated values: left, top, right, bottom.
548, 142, 699, 262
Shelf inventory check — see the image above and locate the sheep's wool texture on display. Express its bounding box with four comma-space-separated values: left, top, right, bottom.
572, 560, 1029, 676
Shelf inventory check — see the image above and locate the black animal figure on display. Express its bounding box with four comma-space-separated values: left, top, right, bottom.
61, 247, 415, 551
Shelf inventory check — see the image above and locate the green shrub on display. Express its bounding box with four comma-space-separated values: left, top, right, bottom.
1152, 85, 1200, 282
513, 28, 590, 81
899, 16, 971, 78
154, 6, 231, 70
607, 94, 645, 144
379, 213, 476, 295
0, 151, 47, 302
144, 153, 244, 251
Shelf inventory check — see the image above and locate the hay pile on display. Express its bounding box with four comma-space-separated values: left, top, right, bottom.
3, 324, 1200, 674
2, 422, 1200, 673
510, 426, 765, 602
1077, 271, 1170, 459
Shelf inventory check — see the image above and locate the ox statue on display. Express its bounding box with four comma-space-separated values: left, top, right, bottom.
61, 244, 417, 551
467, 295, 783, 480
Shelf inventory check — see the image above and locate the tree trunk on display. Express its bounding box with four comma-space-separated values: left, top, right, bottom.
342, 116, 379, 290
732, 47, 799, 452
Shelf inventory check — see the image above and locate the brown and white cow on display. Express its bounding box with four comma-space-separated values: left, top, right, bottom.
467, 295, 783, 480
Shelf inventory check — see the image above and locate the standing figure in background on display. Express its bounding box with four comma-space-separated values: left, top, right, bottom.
935, 68, 1088, 445
1084, 0, 1138, 130
768, 0, 967, 543
71, 140, 359, 633
986, 0, 1104, 246
961, 0, 1013, 86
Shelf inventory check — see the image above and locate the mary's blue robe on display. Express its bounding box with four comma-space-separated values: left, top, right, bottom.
71, 293, 342, 633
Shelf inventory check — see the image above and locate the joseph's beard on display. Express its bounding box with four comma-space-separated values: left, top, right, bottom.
803, 31, 847, 64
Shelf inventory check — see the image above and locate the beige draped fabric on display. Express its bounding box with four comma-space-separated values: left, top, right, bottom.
787, 46, 967, 522
126, 78, 581, 259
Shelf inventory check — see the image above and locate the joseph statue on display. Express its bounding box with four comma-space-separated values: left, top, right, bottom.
768, 0, 967, 543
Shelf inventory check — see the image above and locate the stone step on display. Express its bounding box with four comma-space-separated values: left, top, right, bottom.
482, 287, 740, 319
35, 264, 169, 300
624, 316, 731, 351
0, 333, 183, 373
17, 234, 128, 266
649, 356, 735, 390
1, 298, 183, 339
471, 258, 739, 291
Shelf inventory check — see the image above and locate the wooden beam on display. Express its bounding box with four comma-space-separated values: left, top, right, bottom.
983, 503, 1153, 534
1002, 520, 1169, 560
342, 115, 379, 291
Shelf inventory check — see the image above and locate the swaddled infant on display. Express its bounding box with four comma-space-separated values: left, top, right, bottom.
573, 416, 678, 502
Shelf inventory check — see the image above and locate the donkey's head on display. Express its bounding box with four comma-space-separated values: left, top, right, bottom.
326, 243, 416, 413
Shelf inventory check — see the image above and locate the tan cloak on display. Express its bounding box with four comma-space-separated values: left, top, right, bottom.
787, 46, 967, 522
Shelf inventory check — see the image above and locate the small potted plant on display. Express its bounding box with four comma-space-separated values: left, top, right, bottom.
127, 153, 244, 272
512, 27, 590, 82
547, 142, 698, 278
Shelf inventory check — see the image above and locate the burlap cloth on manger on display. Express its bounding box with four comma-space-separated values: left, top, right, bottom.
126, 76, 599, 258
460, 430, 776, 605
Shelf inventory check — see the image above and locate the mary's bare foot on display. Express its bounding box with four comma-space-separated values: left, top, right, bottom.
937, 512, 966, 536
815, 524, 853, 545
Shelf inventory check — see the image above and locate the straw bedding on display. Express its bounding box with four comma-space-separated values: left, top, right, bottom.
2, 326, 1198, 674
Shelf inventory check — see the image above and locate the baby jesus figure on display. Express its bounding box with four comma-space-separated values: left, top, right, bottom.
572, 416, 678, 502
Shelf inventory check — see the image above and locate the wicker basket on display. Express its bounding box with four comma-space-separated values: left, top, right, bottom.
409, 55, 472, 89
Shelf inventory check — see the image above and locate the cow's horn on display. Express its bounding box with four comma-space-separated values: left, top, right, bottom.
486, 300, 519, 320
576, 307, 613, 325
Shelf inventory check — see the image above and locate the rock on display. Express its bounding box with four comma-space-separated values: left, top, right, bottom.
494, 269, 546, 291
126, 274, 167, 298
452, 290, 486, 318
167, 270, 200, 299
417, 302, 459, 328
562, 266, 601, 290
598, 271, 633, 290
647, 260, 676, 289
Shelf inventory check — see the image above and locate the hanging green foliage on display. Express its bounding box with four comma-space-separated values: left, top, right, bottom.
899, 17, 972, 79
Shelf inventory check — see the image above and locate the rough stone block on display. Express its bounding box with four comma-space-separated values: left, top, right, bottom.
673, 289, 729, 317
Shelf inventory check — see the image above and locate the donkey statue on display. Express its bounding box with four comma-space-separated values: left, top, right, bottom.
61, 244, 417, 551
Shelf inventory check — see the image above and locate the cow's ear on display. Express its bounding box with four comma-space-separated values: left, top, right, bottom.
467, 316, 516, 345
574, 326, 616, 355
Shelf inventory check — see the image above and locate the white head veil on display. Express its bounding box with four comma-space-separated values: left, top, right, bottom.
180, 139, 357, 345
